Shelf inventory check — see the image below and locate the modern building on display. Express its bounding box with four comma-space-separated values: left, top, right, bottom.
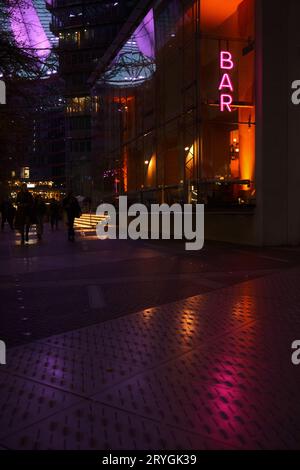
2, 0, 64, 186
0, 1, 65, 193
90, 6, 155, 202
47, 0, 141, 196
89, 0, 300, 246
1, 76, 65, 190
27, 76, 66, 187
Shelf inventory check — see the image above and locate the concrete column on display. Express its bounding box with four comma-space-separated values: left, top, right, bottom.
255, 0, 289, 245
256, 0, 300, 245
287, 1, 300, 244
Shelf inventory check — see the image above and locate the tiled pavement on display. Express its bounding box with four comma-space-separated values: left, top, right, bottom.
1, 266, 300, 449
0, 268, 300, 450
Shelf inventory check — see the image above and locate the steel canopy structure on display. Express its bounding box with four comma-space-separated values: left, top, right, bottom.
101, 8, 155, 87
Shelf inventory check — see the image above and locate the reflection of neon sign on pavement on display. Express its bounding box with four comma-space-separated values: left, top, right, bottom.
219, 51, 234, 112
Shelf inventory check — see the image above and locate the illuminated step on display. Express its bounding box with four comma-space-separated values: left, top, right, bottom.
74, 221, 100, 226
79, 215, 105, 219
78, 219, 105, 224
74, 223, 96, 228
77, 216, 106, 221
74, 213, 107, 229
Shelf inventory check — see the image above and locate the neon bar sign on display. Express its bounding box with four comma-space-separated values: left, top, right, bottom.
219, 51, 234, 112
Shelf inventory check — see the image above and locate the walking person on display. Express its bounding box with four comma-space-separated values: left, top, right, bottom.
15, 183, 34, 244
49, 198, 60, 230
33, 195, 47, 240
0, 198, 16, 231
62, 191, 82, 242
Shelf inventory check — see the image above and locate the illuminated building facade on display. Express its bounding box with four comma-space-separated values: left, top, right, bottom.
3, 76, 66, 189
47, 0, 140, 195
90, 0, 300, 246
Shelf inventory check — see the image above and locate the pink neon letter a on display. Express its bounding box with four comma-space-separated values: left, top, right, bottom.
220, 51, 233, 70
219, 73, 233, 92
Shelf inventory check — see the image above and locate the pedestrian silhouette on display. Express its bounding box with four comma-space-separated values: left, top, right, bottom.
49, 198, 60, 230
62, 191, 82, 242
15, 183, 34, 244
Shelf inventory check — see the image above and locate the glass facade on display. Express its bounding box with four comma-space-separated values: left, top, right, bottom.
92, 0, 256, 208
198, 0, 255, 205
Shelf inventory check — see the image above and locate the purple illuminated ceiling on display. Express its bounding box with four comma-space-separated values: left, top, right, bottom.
10, 0, 51, 59
133, 8, 155, 59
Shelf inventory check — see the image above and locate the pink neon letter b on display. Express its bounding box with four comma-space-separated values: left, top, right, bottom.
220, 51, 233, 70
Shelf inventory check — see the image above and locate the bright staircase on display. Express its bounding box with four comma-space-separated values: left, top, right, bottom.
74, 213, 106, 230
